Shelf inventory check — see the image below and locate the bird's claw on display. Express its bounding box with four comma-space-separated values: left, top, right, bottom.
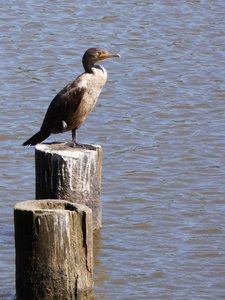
65, 141, 96, 151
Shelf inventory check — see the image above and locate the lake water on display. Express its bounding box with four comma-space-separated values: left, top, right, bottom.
1, 0, 225, 299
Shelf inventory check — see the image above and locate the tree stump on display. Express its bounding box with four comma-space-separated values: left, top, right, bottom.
14, 199, 93, 300
35, 143, 102, 230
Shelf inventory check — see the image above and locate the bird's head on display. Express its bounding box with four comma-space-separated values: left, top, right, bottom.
82, 48, 120, 72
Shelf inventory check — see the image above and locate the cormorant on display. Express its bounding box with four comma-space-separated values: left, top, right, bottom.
23, 48, 120, 148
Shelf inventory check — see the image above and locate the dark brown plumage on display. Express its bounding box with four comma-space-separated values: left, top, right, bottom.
23, 48, 120, 147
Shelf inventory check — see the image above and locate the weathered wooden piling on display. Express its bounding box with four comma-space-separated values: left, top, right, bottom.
14, 199, 93, 300
35, 143, 102, 230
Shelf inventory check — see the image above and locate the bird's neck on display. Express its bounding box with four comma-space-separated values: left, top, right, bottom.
83, 63, 93, 73
83, 62, 106, 75
82, 57, 95, 73
92, 65, 108, 84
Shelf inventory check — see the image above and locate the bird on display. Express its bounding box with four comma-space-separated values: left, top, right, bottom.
22, 48, 120, 149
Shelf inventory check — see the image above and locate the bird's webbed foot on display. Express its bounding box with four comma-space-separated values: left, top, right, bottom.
65, 141, 96, 151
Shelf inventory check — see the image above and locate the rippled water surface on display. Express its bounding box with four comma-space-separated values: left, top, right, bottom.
1, 0, 225, 299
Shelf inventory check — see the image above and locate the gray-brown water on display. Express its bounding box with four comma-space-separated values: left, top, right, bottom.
1, 0, 225, 299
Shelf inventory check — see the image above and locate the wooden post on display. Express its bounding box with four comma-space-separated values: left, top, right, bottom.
35, 143, 102, 230
14, 199, 93, 300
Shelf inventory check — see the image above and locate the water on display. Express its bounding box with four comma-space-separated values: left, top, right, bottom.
1, 0, 225, 299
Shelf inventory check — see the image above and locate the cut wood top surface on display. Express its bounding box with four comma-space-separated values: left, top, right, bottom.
35, 143, 102, 157
14, 199, 91, 214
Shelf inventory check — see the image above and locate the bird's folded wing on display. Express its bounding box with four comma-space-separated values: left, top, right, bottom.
40, 84, 86, 133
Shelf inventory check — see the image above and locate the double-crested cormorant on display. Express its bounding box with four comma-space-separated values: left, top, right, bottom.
23, 48, 120, 148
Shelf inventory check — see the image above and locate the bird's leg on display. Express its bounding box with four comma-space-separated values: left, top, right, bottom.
65, 128, 96, 150
65, 129, 77, 147
72, 128, 76, 144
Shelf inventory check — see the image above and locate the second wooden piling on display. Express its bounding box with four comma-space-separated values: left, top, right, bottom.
14, 199, 93, 300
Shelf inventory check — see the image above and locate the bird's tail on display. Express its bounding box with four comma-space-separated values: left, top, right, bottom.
22, 130, 50, 146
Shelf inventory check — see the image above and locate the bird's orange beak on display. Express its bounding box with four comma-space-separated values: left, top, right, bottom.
98, 51, 121, 60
